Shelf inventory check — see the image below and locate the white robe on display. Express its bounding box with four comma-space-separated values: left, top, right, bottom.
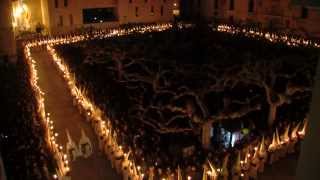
114, 149, 124, 173
79, 130, 93, 158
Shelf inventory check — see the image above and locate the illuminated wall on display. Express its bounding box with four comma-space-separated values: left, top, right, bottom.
9, 0, 174, 35
118, 0, 173, 24
0, 0, 16, 62
199, 0, 320, 37
172, 0, 180, 16
44, 0, 118, 34
27, 0, 43, 29
39, 0, 173, 34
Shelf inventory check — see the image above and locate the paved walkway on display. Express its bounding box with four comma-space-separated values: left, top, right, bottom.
32, 48, 120, 180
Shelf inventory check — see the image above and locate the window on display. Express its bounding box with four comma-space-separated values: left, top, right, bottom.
82, 8, 117, 24
161, 6, 164, 16
64, 0, 68, 7
214, 0, 219, 9
135, 7, 139, 17
69, 14, 73, 26
301, 7, 308, 19
54, 0, 58, 8
229, 0, 234, 10
248, 0, 254, 13
58, 15, 63, 27
229, 15, 234, 23
285, 20, 290, 28
173, 9, 180, 16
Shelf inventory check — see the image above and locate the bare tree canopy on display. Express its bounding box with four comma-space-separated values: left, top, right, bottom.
54, 27, 318, 167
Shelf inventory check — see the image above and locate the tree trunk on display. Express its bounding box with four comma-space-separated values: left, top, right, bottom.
117, 62, 123, 80
202, 122, 212, 149
268, 104, 277, 127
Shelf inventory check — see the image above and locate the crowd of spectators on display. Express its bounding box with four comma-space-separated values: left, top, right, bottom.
0, 57, 55, 180
53, 25, 318, 173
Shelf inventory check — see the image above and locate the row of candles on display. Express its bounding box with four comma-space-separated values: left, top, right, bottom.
24, 23, 310, 179
24, 44, 70, 179
216, 24, 320, 48
201, 119, 308, 180
22, 23, 172, 179
45, 24, 173, 180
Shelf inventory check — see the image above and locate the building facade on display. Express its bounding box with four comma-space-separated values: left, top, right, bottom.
14, 0, 174, 34
182, 0, 320, 37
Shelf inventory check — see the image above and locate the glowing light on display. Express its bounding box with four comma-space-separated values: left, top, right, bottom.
24, 38, 69, 178
268, 132, 278, 151
298, 119, 308, 138
39, 24, 172, 179
216, 25, 320, 48
173, 10, 180, 16
12, 1, 31, 30
207, 160, 218, 177
22, 23, 312, 179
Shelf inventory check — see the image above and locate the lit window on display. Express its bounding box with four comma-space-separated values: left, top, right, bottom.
173, 9, 180, 16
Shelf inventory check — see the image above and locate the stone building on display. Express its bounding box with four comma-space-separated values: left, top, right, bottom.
13, 0, 174, 34
182, 0, 320, 37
